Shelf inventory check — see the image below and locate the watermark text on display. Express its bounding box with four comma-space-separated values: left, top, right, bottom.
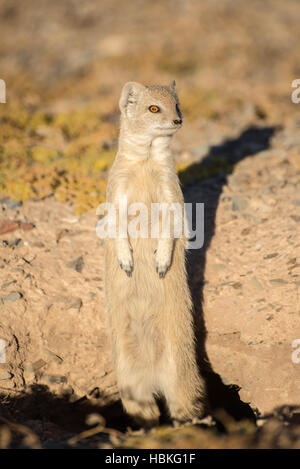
0, 79, 6, 103
96, 197, 204, 249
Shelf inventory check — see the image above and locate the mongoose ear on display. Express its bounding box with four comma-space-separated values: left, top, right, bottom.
170, 80, 177, 93
119, 82, 145, 116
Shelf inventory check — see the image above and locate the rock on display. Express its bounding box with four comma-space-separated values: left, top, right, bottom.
52, 296, 72, 303
42, 375, 67, 384
241, 227, 251, 236
61, 386, 74, 396
67, 256, 84, 273
67, 298, 82, 311
56, 229, 70, 243
0, 371, 13, 381
26, 359, 47, 372
2, 291, 23, 303
32, 241, 45, 248
1, 238, 23, 248
269, 278, 288, 285
45, 349, 63, 365
264, 253, 278, 259
0, 197, 22, 208
10, 268, 25, 275
231, 282, 242, 289
0, 221, 21, 235
8, 238, 24, 248
22, 254, 36, 264
248, 276, 264, 291
1, 280, 17, 291
232, 195, 248, 211
0, 220, 34, 235
11, 238, 23, 248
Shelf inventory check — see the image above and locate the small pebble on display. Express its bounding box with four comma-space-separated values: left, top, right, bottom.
1, 280, 17, 291
67, 256, 84, 273
232, 195, 248, 212
2, 291, 23, 303
45, 349, 63, 364
249, 277, 264, 291
264, 253, 278, 259
0, 371, 13, 381
0, 197, 22, 209
67, 298, 82, 311
42, 375, 67, 384
269, 278, 288, 285
26, 359, 47, 372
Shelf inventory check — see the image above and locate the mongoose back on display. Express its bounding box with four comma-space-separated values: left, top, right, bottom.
104, 81, 205, 426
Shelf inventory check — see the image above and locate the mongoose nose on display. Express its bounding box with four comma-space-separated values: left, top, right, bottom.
173, 119, 182, 125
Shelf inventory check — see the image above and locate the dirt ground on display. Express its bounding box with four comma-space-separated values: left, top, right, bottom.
0, 0, 299, 449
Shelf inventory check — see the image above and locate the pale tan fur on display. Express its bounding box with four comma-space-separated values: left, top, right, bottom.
104, 81, 206, 425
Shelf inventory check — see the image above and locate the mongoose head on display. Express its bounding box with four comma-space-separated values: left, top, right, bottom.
119, 81, 182, 138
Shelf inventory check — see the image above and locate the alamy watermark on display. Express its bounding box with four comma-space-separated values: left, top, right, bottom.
292, 339, 300, 364
0, 79, 6, 103
0, 339, 6, 363
96, 196, 204, 249
291, 79, 300, 104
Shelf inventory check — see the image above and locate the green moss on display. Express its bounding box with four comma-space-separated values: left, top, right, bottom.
1, 140, 27, 162
28, 111, 54, 131
30, 146, 59, 164
0, 99, 117, 213
0, 102, 31, 128
53, 109, 102, 138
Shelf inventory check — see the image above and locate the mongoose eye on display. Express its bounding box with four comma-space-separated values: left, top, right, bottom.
149, 105, 160, 113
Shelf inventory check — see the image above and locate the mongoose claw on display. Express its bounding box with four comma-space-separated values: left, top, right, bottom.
155, 263, 169, 278
118, 260, 133, 277
155, 249, 171, 278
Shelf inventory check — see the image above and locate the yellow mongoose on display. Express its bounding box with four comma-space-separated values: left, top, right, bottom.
104, 81, 205, 425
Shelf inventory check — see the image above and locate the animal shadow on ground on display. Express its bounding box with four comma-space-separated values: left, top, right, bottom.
0, 385, 133, 447
183, 125, 279, 424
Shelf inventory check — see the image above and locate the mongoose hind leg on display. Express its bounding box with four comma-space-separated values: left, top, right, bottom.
121, 394, 160, 428
117, 366, 160, 427
159, 363, 206, 423
167, 395, 205, 423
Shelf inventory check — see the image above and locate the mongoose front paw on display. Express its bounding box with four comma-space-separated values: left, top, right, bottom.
155, 251, 171, 278
118, 252, 133, 277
